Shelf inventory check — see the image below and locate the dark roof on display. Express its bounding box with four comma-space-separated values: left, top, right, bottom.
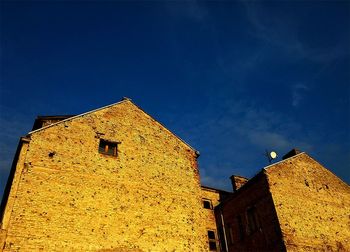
282, 148, 302, 160
32, 115, 76, 131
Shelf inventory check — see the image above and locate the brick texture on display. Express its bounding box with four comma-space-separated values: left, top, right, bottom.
216, 173, 285, 252
201, 187, 223, 250
267, 153, 350, 251
1, 100, 208, 251
0, 229, 6, 250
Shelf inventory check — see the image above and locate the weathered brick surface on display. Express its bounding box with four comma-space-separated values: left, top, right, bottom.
266, 153, 350, 251
0, 229, 6, 250
230, 176, 248, 192
216, 173, 285, 252
1, 100, 207, 251
201, 187, 222, 250
1, 140, 29, 230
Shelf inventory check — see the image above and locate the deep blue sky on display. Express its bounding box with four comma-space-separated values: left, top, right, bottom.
1, 1, 349, 199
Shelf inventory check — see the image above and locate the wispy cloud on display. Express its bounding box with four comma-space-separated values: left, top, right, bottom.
227, 101, 313, 152
291, 83, 309, 107
243, 2, 349, 63
167, 97, 314, 190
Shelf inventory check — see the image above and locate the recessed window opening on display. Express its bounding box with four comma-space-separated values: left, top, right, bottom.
207, 230, 217, 251
203, 199, 212, 209
237, 215, 244, 240
227, 224, 234, 245
247, 207, 259, 233
209, 241, 217, 251
99, 139, 119, 157
208, 230, 215, 239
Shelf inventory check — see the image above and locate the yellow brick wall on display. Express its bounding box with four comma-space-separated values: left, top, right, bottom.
1, 140, 29, 230
201, 187, 222, 251
2, 100, 207, 251
266, 153, 350, 251
0, 229, 6, 250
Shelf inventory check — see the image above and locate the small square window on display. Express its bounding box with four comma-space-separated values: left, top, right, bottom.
209, 241, 217, 251
99, 139, 119, 157
203, 199, 212, 209
208, 230, 215, 239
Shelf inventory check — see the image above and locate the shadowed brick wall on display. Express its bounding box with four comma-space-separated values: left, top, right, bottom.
215, 172, 285, 252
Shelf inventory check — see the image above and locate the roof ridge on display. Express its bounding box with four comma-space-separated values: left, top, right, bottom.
129, 101, 199, 154
28, 99, 128, 135
263, 151, 306, 170
27, 98, 199, 154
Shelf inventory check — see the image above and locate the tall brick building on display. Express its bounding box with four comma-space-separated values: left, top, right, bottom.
1, 98, 349, 251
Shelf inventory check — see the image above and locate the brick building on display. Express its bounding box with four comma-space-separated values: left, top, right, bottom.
215, 150, 350, 252
1, 98, 349, 251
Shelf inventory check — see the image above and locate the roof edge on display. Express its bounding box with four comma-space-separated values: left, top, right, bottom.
262, 152, 306, 170
299, 153, 349, 187
28, 99, 128, 135
201, 185, 232, 194
129, 101, 199, 154
27, 98, 199, 154
215, 170, 266, 207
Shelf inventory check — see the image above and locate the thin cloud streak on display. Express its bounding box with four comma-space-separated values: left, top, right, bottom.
168, 98, 315, 190
243, 2, 350, 63
291, 83, 309, 107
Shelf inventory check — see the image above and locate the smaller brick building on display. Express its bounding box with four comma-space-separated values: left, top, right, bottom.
215, 150, 350, 252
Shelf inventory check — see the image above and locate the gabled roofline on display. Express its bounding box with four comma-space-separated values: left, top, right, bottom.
27, 98, 199, 154
215, 151, 307, 207
129, 100, 199, 155
264, 152, 349, 187
262, 151, 305, 171
32, 115, 76, 131
28, 99, 127, 135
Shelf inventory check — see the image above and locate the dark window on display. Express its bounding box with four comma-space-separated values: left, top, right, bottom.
208, 230, 217, 251
208, 230, 215, 239
99, 139, 119, 157
209, 241, 217, 251
227, 224, 234, 245
247, 207, 258, 233
217, 221, 227, 252
203, 199, 212, 209
237, 215, 244, 240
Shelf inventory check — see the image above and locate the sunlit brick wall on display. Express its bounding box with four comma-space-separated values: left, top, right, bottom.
267, 153, 350, 251
201, 187, 222, 251
1, 100, 207, 251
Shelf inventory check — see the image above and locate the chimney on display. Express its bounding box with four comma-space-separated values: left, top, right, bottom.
282, 148, 302, 160
230, 175, 248, 192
